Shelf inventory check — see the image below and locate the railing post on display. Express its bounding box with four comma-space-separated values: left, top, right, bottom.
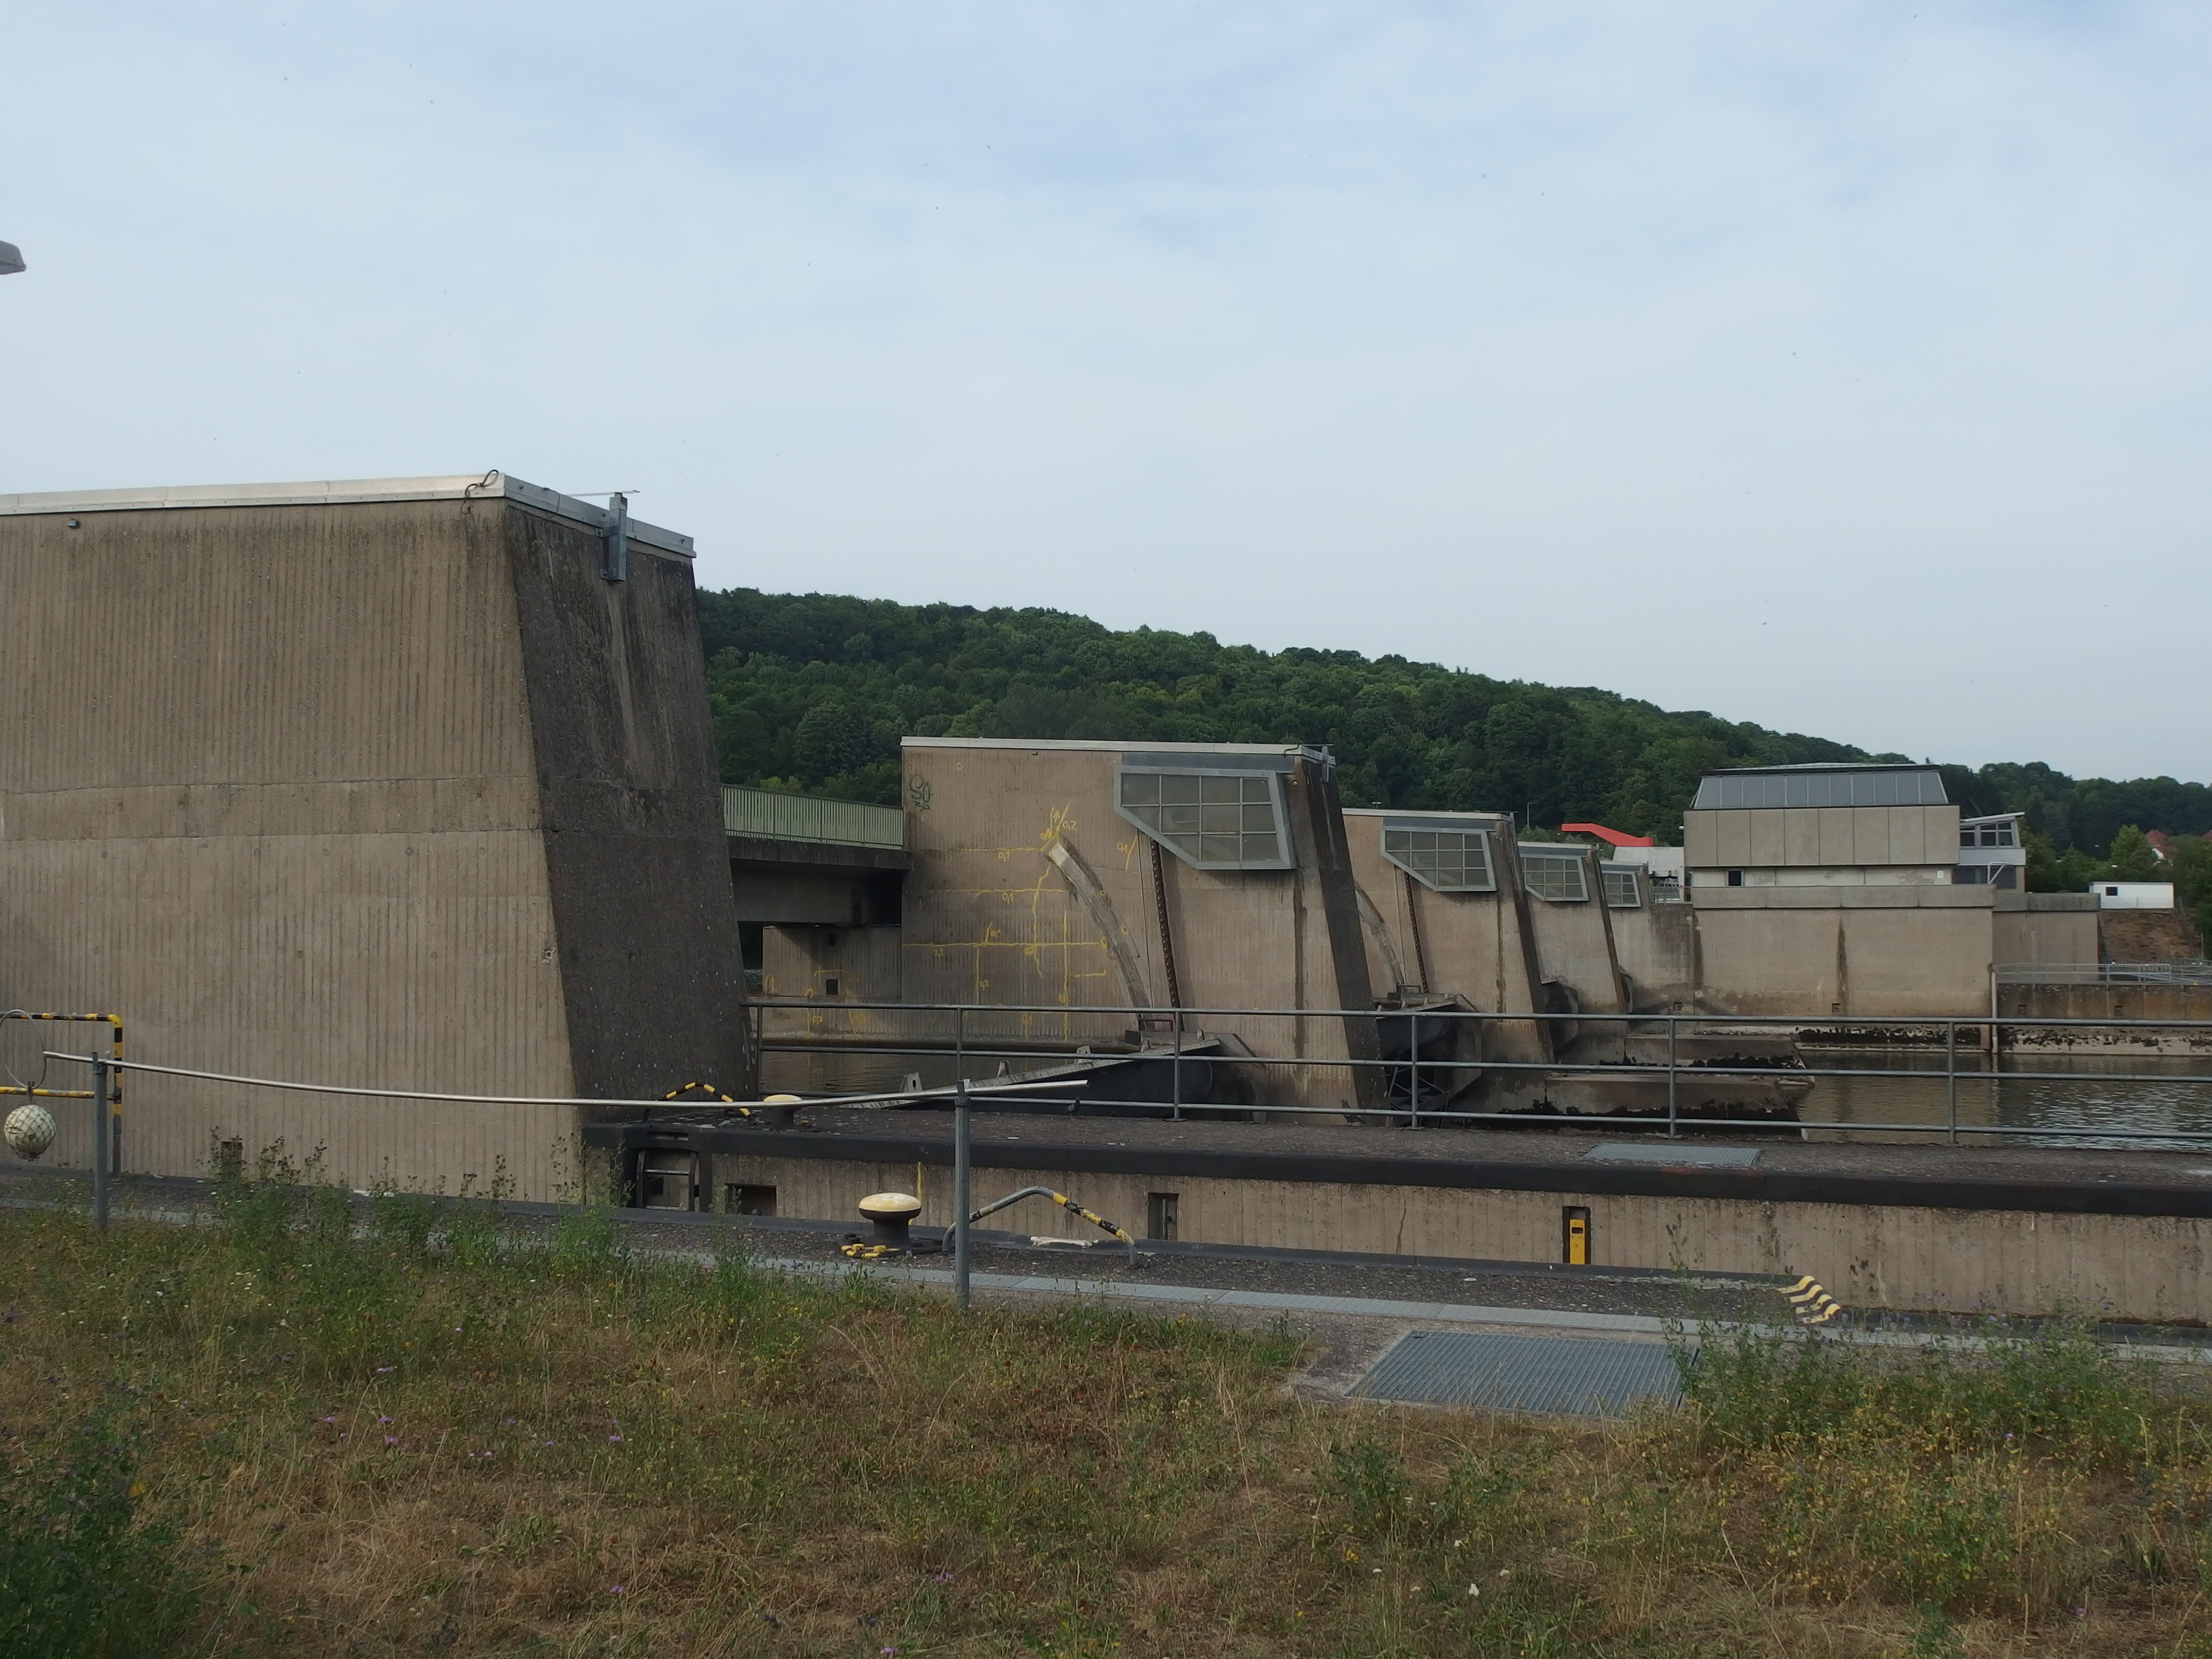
91, 1056, 110, 1233
1170, 1018, 1182, 1122
953, 1076, 972, 1313
1408, 1012, 1420, 1130
1665, 1015, 1678, 1140
1946, 1020, 1958, 1147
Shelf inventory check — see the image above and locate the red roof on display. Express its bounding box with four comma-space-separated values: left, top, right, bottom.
1559, 821, 1655, 848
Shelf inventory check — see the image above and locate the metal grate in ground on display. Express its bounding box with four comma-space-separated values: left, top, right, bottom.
1352, 1330, 1689, 1417
1584, 1141, 1761, 1168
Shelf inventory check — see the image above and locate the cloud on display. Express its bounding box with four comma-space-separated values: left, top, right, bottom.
3, 2, 2208, 778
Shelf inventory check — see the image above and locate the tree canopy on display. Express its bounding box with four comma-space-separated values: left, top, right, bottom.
697, 586, 2212, 856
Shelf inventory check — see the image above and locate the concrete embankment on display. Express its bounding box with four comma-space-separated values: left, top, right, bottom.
590, 1108, 2212, 1323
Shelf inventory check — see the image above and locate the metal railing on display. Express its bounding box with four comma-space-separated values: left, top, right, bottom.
721, 785, 904, 850
743, 998, 2212, 1149
1995, 961, 2212, 987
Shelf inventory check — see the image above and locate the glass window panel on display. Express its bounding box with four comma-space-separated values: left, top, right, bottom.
1521, 851, 1588, 902
1118, 768, 1291, 868
1383, 826, 1496, 891
1961, 827, 1976, 847
1603, 866, 1642, 908
1997, 827, 2015, 846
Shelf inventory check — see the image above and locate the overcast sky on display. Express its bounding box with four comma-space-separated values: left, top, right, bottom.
6, 3, 2206, 781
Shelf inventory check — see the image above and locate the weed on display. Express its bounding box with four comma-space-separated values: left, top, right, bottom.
0, 1409, 197, 1659
7, 1169, 2212, 1656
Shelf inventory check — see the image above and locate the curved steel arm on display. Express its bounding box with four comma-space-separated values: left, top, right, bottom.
969, 1185, 1139, 1267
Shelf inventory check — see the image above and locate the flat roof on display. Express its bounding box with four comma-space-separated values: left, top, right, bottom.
1701, 762, 1939, 775
1342, 807, 1507, 824
901, 737, 1326, 758
0, 471, 693, 557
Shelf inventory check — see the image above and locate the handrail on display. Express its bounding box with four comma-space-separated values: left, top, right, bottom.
721, 785, 903, 849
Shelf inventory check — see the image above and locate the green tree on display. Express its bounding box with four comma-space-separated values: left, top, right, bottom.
691, 587, 2212, 841
2163, 837, 2212, 954
2100, 824, 2165, 883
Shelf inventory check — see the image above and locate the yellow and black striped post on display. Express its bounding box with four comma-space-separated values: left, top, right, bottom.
1782, 1274, 1844, 1325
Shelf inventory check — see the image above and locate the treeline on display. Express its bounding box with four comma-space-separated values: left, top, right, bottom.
695, 587, 2212, 856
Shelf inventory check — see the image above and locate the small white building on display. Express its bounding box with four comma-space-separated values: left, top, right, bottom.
2092, 881, 2175, 910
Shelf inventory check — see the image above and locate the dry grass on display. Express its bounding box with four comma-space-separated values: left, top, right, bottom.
6, 1172, 2212, 1657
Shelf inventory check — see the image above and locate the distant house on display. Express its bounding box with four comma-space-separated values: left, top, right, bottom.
2093, 882, 2175, 910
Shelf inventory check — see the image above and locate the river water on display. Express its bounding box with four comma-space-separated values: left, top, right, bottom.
1797, 1050, 2212, 1151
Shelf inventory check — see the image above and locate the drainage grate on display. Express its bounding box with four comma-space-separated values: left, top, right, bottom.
1584, 1141, 1760, 1169
1352, 1331, 1689, 1417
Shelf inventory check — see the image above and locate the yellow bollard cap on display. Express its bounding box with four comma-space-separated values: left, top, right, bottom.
857, 1191, 923, 1218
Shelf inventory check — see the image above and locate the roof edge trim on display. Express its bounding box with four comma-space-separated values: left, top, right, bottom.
0, 471, 694, 557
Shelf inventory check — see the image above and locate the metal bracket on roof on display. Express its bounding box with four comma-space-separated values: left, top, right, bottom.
600, 492, 630, 582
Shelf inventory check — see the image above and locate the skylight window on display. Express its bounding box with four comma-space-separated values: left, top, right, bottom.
1381, 826, 1496, 892
1601, 866, 1642, 908
1691, 768, 1948, 809
1115, 768, 1294, 870
1519, 847, 1590, 903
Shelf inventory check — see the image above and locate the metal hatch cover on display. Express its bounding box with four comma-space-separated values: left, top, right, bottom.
1351, 1330, 1689, 1417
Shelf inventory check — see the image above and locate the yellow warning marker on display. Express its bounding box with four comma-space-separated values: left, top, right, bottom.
1783, 1273, 1844, 1325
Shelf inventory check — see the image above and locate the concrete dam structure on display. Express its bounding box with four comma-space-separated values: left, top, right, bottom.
0, 474, 748, 1198
3, 482, 2202, 1323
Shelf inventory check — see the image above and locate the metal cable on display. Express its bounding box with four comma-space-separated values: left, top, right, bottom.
40, 1051, 1081, 1112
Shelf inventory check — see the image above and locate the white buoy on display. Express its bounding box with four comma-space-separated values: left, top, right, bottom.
4, 1103, 57, 1160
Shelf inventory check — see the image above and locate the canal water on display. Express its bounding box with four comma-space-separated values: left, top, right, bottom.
1799, 1050, 2212, 1151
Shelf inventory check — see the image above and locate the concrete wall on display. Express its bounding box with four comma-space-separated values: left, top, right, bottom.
0, 486, 746, 1197
1684, 803, 1961, 872
1691, 888, 1995, 1016
1340, 811, 1548, 1065
706, 1151, 2212, 1321
898, 740, 1378, 1108
1520, 846, 1628, 1020
1607, 899, 1699, 1011
1992, 894, 2100, 966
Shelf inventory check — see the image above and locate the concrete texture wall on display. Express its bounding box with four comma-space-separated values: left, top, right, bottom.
1520, 846, 1629, 1020
1340, 810, 1549, 1066
1692, 890, 1996, 1016
0, 492, 745, 1197
707, 1151, 2212, 1320
1992, 898, 2101, 966
898, 740, 1377, 1109
1685, 803, 1961, 871
1607, 900, 1699, 1010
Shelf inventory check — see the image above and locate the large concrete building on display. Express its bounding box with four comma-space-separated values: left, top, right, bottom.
0, 474, 748, 1196
1684, 764, 2094, 1016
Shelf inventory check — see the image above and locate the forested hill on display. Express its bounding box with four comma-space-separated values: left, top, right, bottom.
696, 587, 2210, 852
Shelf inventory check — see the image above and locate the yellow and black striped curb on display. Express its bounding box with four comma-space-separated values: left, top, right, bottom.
1783, 1273, 1844, 1325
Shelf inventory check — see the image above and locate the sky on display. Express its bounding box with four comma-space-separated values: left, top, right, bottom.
4, 2, 2207, 782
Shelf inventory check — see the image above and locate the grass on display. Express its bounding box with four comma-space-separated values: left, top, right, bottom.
6, 1166, 2212, 1656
